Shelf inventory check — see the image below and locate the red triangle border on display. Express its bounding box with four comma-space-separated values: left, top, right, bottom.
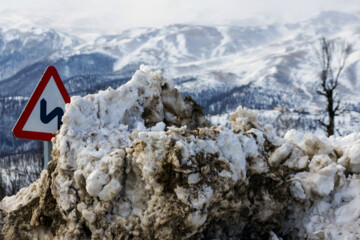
12, 66, 70, 141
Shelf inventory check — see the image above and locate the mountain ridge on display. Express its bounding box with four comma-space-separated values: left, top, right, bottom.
0, 10, 359, 156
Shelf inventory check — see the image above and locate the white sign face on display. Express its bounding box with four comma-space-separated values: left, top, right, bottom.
13, 66, 70, 141
23, 77, 66, 133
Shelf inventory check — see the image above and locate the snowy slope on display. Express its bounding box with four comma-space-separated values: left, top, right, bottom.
1, 11, 359, 108
64, 11, 360, 114
0, 27, 82, 82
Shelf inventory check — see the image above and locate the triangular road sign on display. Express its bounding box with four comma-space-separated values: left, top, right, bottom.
13, 66, 70, 141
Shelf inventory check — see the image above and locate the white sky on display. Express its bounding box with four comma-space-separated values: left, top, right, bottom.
0, 0, 359, 37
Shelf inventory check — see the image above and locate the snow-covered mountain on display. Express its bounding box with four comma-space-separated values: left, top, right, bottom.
0, 11, 360, 156
0, 27, 82, 81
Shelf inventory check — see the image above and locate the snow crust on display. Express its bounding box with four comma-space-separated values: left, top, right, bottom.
285, 131, 360, 239
2, 66, 360, 239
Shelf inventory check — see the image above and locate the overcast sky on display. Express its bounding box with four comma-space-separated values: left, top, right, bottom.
0, 0, 359, 37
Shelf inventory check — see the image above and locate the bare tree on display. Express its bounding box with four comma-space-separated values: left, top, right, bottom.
315, 37, 352, 136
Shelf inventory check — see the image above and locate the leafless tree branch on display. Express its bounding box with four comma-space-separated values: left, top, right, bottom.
314, 37, 353, 136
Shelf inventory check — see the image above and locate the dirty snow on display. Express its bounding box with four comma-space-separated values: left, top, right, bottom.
1, 66, 360, 239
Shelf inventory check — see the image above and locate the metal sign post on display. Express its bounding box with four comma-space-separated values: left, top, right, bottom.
43, 141, 52, 169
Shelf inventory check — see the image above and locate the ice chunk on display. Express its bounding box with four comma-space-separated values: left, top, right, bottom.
98, 179, 122, 201
268, 143, 293, 166
348, 143, 360, 173
86, 170, 109, 197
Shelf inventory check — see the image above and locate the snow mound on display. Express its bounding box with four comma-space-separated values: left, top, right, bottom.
1, 66, 360, 239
